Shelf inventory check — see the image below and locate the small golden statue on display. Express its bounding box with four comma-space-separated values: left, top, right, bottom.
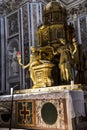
17, 47, 54, 88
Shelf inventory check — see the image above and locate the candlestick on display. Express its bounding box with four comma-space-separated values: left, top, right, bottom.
10, 88, 13, 95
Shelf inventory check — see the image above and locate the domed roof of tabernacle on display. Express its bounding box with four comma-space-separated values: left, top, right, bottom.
45, 0, 64, 12
43, 0, 67, 25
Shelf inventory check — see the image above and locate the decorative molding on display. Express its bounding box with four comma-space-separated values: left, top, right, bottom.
0, 0, 47, 16
6, 11, 19, 38
0, 0, 86, 16
0, 0, 27, 15
67, 1, 87, 20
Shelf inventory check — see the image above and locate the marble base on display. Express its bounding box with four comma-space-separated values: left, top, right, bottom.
0, 85, 87, 130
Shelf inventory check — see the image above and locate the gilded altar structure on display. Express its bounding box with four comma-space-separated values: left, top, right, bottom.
18, 0, 80, 89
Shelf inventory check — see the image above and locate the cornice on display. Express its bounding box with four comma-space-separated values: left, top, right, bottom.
0, 0, 48, 16
0, 0, 86, 16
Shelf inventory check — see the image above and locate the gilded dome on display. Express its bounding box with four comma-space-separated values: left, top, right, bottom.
43, 0, 67, 25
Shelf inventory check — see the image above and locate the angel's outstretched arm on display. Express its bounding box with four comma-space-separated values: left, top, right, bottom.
17, 52, 30, 69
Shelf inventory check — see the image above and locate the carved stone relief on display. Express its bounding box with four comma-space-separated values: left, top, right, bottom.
7, 38, 19, 77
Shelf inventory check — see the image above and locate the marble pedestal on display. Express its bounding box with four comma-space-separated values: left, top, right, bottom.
0, 86, 87, 130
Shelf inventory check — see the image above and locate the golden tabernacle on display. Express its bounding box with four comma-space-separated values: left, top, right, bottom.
17, 0, 79, 88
